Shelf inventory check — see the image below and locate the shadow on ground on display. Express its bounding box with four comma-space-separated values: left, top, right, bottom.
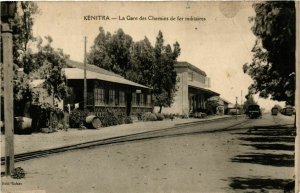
241, 143, 294, 151
233, 124, 295, 137
229, 177, 294, 191
231, 124, 295, 167
228, 124, 295, 192
231, 153, 294, 167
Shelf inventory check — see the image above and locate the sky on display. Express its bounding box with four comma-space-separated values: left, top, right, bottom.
31, 1, 285, 110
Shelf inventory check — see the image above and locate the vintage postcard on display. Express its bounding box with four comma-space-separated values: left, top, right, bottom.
0, 1, 298, 193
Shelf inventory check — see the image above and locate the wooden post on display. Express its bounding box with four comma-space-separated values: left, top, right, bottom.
83, 36, 87, 110
2, 23, 15, 176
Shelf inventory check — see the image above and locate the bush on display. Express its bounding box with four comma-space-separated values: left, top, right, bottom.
192, 112, 207, 119
124, 116, 133, 124
100, 108, 124, 127
30, 103, 65, 132
69, 109, 89, 128
180, 114, 189, 119
142, 112, 157, 121
155, 113, 165, 121
201, 113, 207, 118
11, 167, 25, 179
162, 113, 175, 120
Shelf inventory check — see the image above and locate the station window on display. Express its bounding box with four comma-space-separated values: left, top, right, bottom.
94, 88, 105, 106
140, 94, 144, 106
147, 94, 151, 106
119, 90, 125, 106
109, 89, 115, 105
132, 93, 137, 106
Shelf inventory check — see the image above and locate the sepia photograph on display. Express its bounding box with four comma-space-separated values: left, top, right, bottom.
0, 1, 298, 193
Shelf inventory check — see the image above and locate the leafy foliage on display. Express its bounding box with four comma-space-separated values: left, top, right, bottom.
87, 27, 133, 77
12, 2, 39, 69
129, 37, 156, 85
31, 103, 64, 132
69, 109, 89, 128
124, 116, 133, 124
12, 167, 26, 179
152, 31, 180, 113
141, 112, 157, 121
33, 36, 69, 101
243, 2, 295, 105
155, 113, 165, 121
2, 2, 69, 119
206, 99, 219, 115
100, 108, 124, 127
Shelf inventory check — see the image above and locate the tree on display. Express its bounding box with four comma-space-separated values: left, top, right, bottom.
8, 2, 40, 115
12, 2, 39, 71
32, 36, 69, 102
3, 2, 69, 117
87, 27, 113, 72
243, 2, 295, 106
206, 99, 219, 115
152, 31, 180, 113
88, 27, 134, 78
129, 37, 155, 86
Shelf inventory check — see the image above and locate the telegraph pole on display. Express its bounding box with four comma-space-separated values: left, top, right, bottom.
241, 90, 243, 106
235, 96, 238, 120
241, 90, 243, 114
83, 36, 87, 110
2, 22, 14, 176
1, 1, 17, 176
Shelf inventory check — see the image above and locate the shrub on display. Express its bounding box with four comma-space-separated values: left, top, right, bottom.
124, 116, 133, 124
100, 108, 124, 127
63, 123, 69, 131
163, 113, 170, 119
162, 113, 175, 120
155, 113, 165, 121
142, 112, 157, 121
57, 123, 64, 130
201, 113, 207, 118
30, 103, 65, 132
180, 114, 189, 119
11, 167, 25, 179
69, 109, 89, 128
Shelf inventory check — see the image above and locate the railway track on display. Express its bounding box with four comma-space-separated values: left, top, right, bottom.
1, 117, 249, 165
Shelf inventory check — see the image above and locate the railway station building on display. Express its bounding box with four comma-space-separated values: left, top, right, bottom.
64, 60, 153, 117
162, 61, 219, 116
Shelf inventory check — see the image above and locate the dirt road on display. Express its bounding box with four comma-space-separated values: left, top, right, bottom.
2, 114, 295, 193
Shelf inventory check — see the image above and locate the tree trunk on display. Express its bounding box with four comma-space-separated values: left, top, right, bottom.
159, 106, 162, 113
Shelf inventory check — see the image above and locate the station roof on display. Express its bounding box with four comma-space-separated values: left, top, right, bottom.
66, 59, 123, 78
64, 67, 149, 89
175, 61, 207, 77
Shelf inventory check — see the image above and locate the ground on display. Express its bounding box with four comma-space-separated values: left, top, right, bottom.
1, 114, 295, 193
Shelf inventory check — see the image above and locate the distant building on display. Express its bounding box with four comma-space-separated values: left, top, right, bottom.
162, 61, 219, 115
227, 103, 242, 115
64, 60, 152, 117
208, 96, 232, 115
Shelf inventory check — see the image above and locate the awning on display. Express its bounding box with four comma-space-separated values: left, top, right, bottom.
188, 84, 219, 97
